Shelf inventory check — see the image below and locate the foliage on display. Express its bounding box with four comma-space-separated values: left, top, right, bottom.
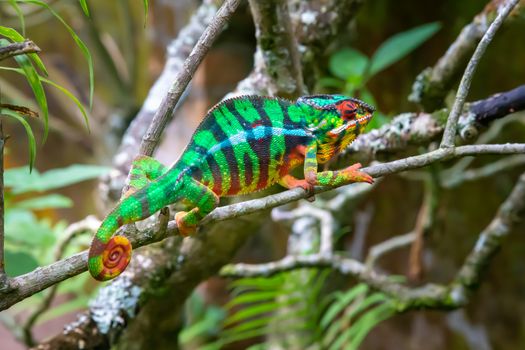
3, 164, 110, 277
0, 0, 93, 169
180, 269, 396, 350
319, 22, 441, 131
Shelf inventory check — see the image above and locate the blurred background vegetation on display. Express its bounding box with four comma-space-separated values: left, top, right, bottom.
0, 0, 524, 349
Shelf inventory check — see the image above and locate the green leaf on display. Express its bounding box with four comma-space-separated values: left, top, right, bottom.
0, 38, 48, 141
5, 249, 39, 276
225, 290, 281, 308
7, 0, 26, 36
179, 308, 225, 344
0, 66, 90, 130
14, 194, 73, 210
321, 284, 368, 329
0, 25, 48, 76
79, 0, 90, 16
5, 209, 56, 247
369, 22, 441, 77
348, 303, 395, 350
20, 0, 94, 108
5, 164, 111, 194
329, 48, 369, 80
143, 0, 149, 26
230, 276, 285, 291
224, 301, 280, 326
0, 108, 36, 171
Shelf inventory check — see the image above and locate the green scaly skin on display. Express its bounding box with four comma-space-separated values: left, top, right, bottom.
88, 94, 375, 281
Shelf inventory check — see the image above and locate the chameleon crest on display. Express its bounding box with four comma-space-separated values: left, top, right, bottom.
88, 95, 374, 281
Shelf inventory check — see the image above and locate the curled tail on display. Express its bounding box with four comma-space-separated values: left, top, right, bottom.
88, 213, 132, 281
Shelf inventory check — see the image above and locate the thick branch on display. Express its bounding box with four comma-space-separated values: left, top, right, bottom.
440, 0, 520, 148
138, 0, 242, 157
248, 0, 305, 98
3, 142, 525, 311
347, 85, 525, 155
0, 40, 40, 61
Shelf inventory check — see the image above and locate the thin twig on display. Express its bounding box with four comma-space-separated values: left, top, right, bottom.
0, 40, 41, 61
366, 232, 416, 268
440, 0, 520, 148
443, 154, 525, 188
1, 142, 524, 311
138, 0, 242, 157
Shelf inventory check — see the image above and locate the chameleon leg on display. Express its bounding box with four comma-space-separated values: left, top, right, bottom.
279, 174, 315, 201
303, 142, 373, 187
175, 179, 219, 236
125, 155, 168, 196
279, 174, 312, 191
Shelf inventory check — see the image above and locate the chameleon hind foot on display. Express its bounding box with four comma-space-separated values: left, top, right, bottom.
175, 211, 198, 236
279, 174, 316, 202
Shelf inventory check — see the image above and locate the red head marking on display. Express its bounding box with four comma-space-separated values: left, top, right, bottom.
336, 100, 358, 121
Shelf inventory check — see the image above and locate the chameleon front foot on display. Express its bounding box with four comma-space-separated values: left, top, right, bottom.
343, 163, 374, 184
175, 211, 198, 236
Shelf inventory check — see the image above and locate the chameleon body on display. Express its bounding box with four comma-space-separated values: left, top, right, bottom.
88, 95, 374, 281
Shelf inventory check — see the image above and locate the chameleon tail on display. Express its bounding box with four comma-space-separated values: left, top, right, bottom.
88, 213, 132, 281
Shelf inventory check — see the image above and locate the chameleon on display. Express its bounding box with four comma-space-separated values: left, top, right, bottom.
88, 94, 375, 281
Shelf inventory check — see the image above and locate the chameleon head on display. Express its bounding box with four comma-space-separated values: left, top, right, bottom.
88, 235, 132, 281
299, 94, 374, 138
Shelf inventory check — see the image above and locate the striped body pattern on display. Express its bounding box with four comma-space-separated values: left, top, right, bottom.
88, 95, 375, 281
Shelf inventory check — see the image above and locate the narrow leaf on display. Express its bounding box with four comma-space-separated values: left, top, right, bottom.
0, 66, 90, 130
20, 0, 94, 108
79, 0, 90, 16
369, 22, 441, 76
321, 284, 368, 329
223, 302, 280, 326
143, 0, 149, 26
7, 0, 26, 36
0, 108, 36, 170
0, 38, 48, 140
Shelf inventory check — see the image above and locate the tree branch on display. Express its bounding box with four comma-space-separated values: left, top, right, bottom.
138, 0, 242, 157
3, 142, 525, 311
247, 0, 305, 98
440, 0, 520, 148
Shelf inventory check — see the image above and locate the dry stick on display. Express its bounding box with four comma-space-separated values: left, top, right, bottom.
1, 142, 524, 311
0, 40, 40, 62
440, 0, 520, 148
139, 0, 242, 157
